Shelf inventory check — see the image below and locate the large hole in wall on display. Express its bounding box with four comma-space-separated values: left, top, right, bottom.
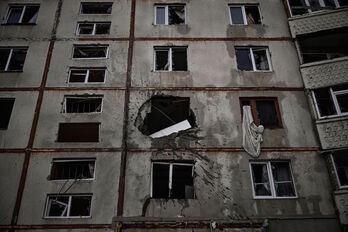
135, 95, 197, 138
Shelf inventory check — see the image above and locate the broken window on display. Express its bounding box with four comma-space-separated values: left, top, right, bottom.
63, 96, 103, 113
50, 159, 95, 180
229, 5, 261, 25
152, 161, 194, 199
77, 22, 111, 35
0, 98, 15, 130
45, 195, 92, 218
332, 150, 348, 188
313, 84, 348, 118
287, 0, 346, 16
155, 5, 185, 25
80, 2, 112, 14
72, 45, 108, 59
235, 47, 271, 71
5, 5, 39, 24
57, 123, 99, 142
0, 48, 28, 72
241, 98, 282, 128
250, 161, 296, 198
137, 96, 196, 138
69, 68, 106, 83
154, 47, 187, 71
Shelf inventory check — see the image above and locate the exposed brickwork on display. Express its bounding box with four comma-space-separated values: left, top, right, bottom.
317, 118, 348, 149
289, 8, 348, 37
301, 58, 348, 89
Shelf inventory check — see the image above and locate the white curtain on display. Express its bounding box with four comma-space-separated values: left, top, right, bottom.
242, 105, 264, 157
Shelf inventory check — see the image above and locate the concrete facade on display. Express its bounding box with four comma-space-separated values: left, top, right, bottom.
0, 0, 342, 232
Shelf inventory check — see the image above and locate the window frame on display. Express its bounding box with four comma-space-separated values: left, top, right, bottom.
229, 5, 261, 25
50, 158, 96, 181
331, 153, 348, 189
249, 161, 297, 199
72, 45, 109, 60
44, 194, 92, 219
287, 0, 346, 17
235, 47, 272, 72
62, 95, 103, 114
68, 68, 106, 84
76, 22, 111, 36
4, 4, 40, 25
0, 47, 28, 72
0, 98, 15, 130
312, 86, 348, 119
79, 2, 113, 15
154, 4, 186, 25
150, 161, 195, 199
239, 97, 283, 128
153, 46, 188, 72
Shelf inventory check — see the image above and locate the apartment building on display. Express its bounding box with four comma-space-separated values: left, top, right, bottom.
0, 0, 343, 231
285, 0, 348, 230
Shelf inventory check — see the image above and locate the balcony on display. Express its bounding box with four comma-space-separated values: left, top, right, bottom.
288, 8, 348, 37
316, 116, 348, 150
301, 57, 348, 89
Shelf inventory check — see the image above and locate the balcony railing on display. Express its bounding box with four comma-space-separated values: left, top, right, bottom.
316, 116, 348, 150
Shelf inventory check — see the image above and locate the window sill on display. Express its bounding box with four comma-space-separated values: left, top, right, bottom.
44, 216, 91, 219
316, 115, 348, 124
50, 178, 95, 181
237, 70, 273, 73
253, 196, 298, 200
153, 70, 189, 73
1, 23, 37, 26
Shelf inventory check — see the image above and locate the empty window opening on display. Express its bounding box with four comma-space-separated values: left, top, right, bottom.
57, 123, 99, 142
73, 45, 108, 59
332, 150, 348, 188
241, 98, 282, 128
287, 0, 346, 16
0, 98, 15, 130
50, 159, 95, 180
136, 96, 197, 138
77, 22, 111, 35
155, 5, 185, 25
235, 47, 271, 71
63, 96, 103, 113
152, 161, 194, 199
299, 30, 348, 63
69, 68, 106, 83
154, 47, 187, 71
250, 161, 296, 198
229, 5, 261, 25
45, 195, 92, 218
0, 48, 28, 72
5, 5, 39, 24
313, 84, 348, 118
80, 2, 112, 14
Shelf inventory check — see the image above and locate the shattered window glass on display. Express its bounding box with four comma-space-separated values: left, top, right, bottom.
253, 48, 269, 71
46, 195, 92, 218
64, 96, 103, 113
251, 163, 272, 196
235, 47, 271, 71
47, 196, 69, 217
50, 159, 95, 180
168, 6, 185, 25
69, 69, 105, 83
73, 46, 108, 59
154, 47, 187, 71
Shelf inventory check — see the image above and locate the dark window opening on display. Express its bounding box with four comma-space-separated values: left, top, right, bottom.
332, 150, 348, 187
138, 96, 196, 138
0, 48, 28, 71
57, 123, 99, 142
235, 47, 270, 71
50, 159, 95, 180
152, 162, 194, 199
288, 0, 339, 16
64, 96, 102, 113
80, 3, 112, 14
241, 98, 282, 128
78, 23, 111, 35
245, 6, 261, 24
271, 162, 296, 197
45, 195, 92, 218
69, 69, 106, 83
0, 98, 15, 130
154, 47, 187, 71
172, 47, 187, 71
73, 46, 108, 59
78, 24, 94, 34
6, 5, 39, 24
168, 6, 185, 24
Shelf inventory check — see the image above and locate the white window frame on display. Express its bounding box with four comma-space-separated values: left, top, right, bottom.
76, 22, 111, 35
153, 46, 187, 72
331, 154, 348, 189
150, 161, 194, 198
229, 5, 261, 25
50, 158, 96, 181
5, 5, 39, 24
72, 45, 109, 60
0, 47, 27, 72
312, 86, 348, 119
235, 47, 272, 72
68, 68, 106, 84
44, 194, 92, 218
154, 5, 186, 25
287, 0, 344, 17
249, 161, 297, 199
79, 2, 112, 15
63, 95, 103, 114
